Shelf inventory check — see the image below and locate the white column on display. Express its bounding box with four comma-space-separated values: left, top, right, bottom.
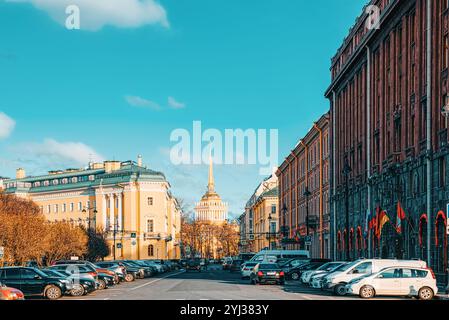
102, 194, 107, 229
109, 194, 115, 231
118, 193, 123, 231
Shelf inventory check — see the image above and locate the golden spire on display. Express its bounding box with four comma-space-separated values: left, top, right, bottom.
208, 154, 215, 193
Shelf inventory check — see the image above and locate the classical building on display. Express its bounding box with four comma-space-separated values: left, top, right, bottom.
194, 158, 228, 224
277, 113, 330, 259
1, 156, 181, 261
325, 0, 449, 280
194, 158, 230, 259
239, 174, 279, 253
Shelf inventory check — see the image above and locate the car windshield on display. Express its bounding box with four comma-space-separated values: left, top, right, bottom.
336, 261, 358, 272
43, 270, 66, 278
316, 262, 333, 271
259, 264, 279, 269
245, 263, 257, 267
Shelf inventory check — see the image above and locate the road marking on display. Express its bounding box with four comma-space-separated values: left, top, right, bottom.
127, 270, 186, 292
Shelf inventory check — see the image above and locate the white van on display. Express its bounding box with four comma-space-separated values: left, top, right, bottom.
249, 250, 310, 264
321, 259, 427, 296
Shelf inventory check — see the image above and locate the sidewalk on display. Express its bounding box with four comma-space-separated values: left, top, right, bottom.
436, 286, 449, 300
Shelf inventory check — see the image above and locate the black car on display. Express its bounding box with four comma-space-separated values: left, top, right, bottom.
41, 269, 96, 296
287, 259, 331, 281
230, 259, 243, 273
186, 259, 201, 272
0, 267, 71, 300
48, 264, 110, 290
250, 263, 285, 285
121, 260, 154, 278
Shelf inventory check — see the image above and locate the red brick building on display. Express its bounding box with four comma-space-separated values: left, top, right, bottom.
276, 114, 330, 259
325, 0, 449, 280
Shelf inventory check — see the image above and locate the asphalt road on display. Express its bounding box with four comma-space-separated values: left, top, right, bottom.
63, 265, 405, 301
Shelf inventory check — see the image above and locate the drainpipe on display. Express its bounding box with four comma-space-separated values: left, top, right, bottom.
366, 45, 372, 258
332, 91, 337, 261
300, 140, 309, 253
426, 0, 432, 267
313, 122, 325, 259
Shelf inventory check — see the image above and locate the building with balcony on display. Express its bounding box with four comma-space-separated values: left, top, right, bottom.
1, 156, 181, 260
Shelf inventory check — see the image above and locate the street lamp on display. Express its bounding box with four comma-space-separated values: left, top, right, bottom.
82, 206, 98, 231
303, 187, 311, 237
343, 156, 352, 262
268, 213, 273, 250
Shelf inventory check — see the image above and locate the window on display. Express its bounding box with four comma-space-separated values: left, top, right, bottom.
148, 245, 154, 256
54, 204, 58, 213
62, 203, 66, 213
148, 197, 153, 206
147, 219, 154, 233
444, 34, 449, 70
78, 202, 82, 211
270, 222, 277, 234
351, 262, 372, 274
439, 157, 446, 188
70, 203, 74, 212
378, 268, 402, 279
21, 269, 37, 280
47, 205, 51, 214
402, 268, 427, 278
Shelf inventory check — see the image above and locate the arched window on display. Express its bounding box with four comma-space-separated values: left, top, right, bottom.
349, 228, 355, 251
435, 211, 448, 273
356, 226, 363, 252
148, 245, 154, 257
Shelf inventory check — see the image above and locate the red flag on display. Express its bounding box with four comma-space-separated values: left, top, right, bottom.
396, 202, 406, 234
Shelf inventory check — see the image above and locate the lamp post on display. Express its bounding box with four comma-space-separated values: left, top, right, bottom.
281, 203, 288, 249
303, 187, 311, 237
343, 156, 352, 261
82, 206, 97, 232
268, 213, 273, 250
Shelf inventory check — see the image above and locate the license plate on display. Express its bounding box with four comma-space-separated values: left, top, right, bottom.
267, 272, 276, 276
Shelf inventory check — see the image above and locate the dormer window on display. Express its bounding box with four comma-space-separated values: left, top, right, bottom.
43, 181, 49, 186
53, 179, 58, 185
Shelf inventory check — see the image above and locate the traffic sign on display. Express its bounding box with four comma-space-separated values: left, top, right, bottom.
117, 243, 122, 249
131, 233, 137, 238
305, 235, 312, 246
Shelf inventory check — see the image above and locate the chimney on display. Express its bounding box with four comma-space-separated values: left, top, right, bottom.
16, 168, 26, 179
104, 161, 121, 173
137, 155, 143, 167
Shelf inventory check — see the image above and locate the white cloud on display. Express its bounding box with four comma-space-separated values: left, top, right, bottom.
125, 95, 161, 110
0, 112, 16, 139
168, 96, 186, 109
17, 139, 105, 168
6, 0, 169, 31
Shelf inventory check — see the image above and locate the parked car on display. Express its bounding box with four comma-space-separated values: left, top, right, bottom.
345, 266, 437, 300
288, 260, 331, 281
241, 262, 258, 279
94, 262, 128, 282
0, 282, 24, 300
222, 257, 233, 270
309, 262, 350, 289
180, 260, 187, 268
230, 259, 243, 273
148, 259, 169, 272
186, 259, 202, 272
48, 264, 111, 290
250, 263, 285, 285
279, 258, 310, 274
113, 261, 146, 279
301, 261, 346, 284
121, 260, 154, 278
53, 260, 119, 283
322, 259, 427, 296
41, 269, 96, 297
141, 260, 165, 273
0, 267, 71, 300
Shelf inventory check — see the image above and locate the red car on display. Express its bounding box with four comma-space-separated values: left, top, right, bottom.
0, 283, 24, 300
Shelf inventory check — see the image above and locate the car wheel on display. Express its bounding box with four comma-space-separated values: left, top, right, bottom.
418, 287, 434, 300
124, 274, 135, 282
70, 285, 85, 297
359, 285, 375, 299
334, 284, 347, 296
290, 272, 299, 281
45, 285, 62, 300
98, 279, 106, 290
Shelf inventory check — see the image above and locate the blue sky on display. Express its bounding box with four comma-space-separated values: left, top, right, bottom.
0, 0, 365, 217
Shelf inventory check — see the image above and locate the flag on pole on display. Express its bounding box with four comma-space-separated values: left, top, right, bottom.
396, 202, 406, 234
364, 209, 370, 236
377, 210, 390, 238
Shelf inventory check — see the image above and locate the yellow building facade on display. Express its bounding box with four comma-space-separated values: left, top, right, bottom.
1, 157, 181, 261
253, 187, 279, 252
